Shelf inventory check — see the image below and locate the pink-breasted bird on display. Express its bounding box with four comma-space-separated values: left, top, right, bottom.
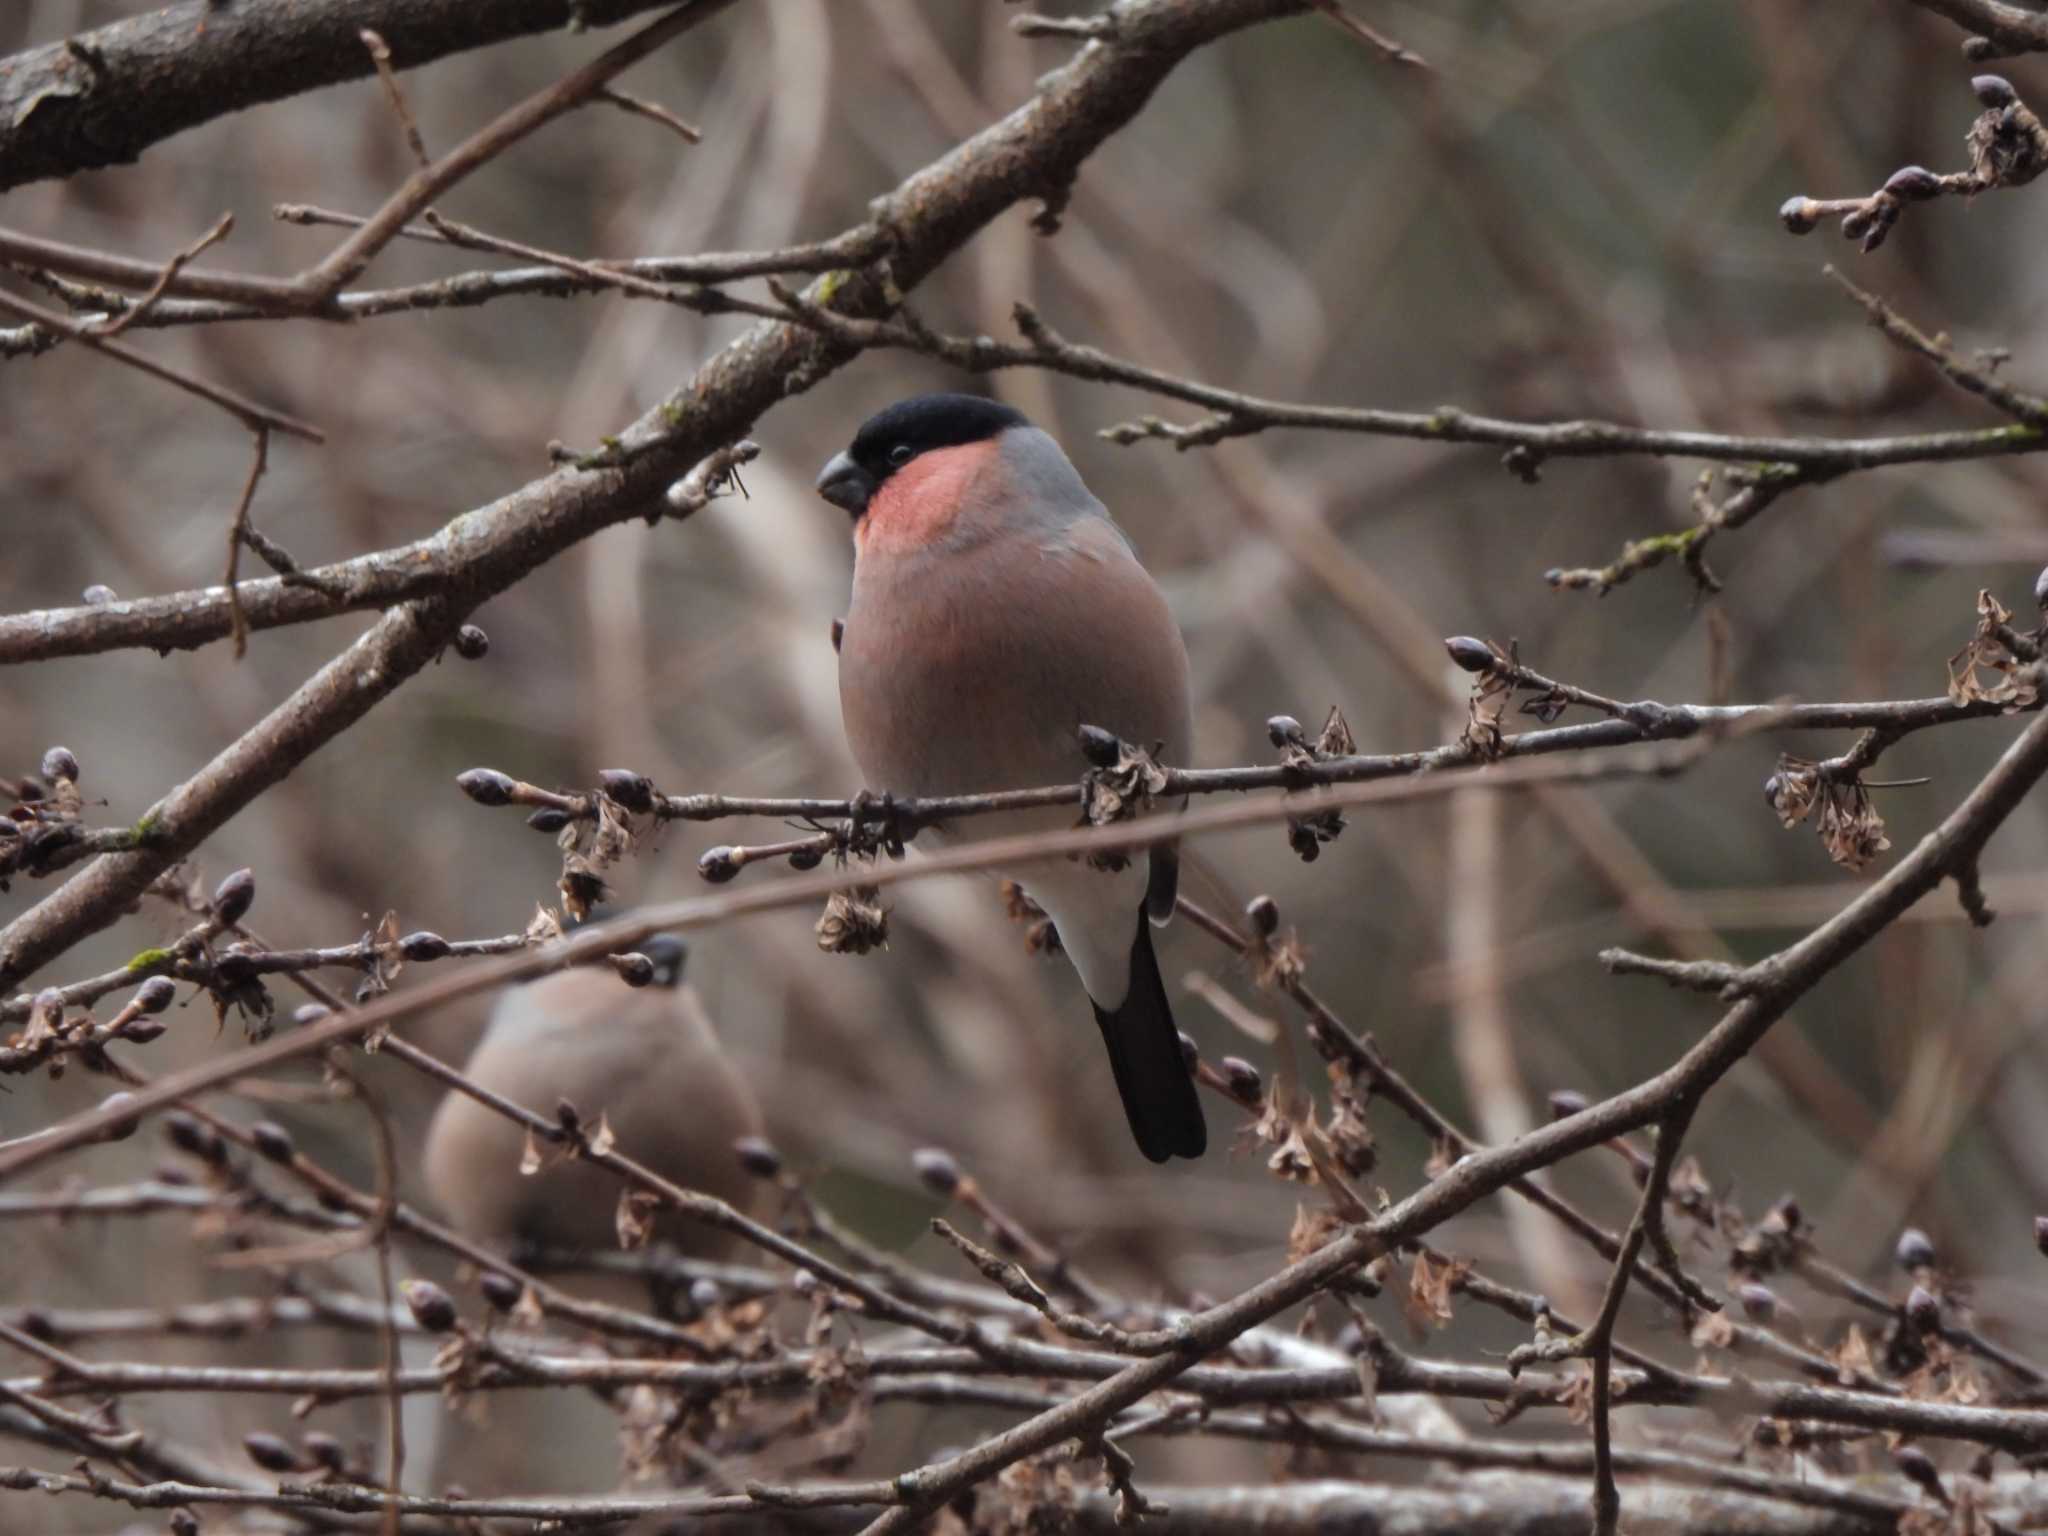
819, 393, 1206, 1162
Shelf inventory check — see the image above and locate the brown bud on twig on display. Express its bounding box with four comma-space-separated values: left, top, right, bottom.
163, 1111, 224, 1164
243, 1432, 301, 1473
92, 1091, 141, 1143
299, 1431, 347, 1472
250, 1122, 296, 1163
598, 769, 656, 814
689, 1276, 721, 1312
479, 1271, 522, 1312
401, 1278, 458, 1333
1895, 1227, 1936, 1271
1443, 636, 1495, 673
1738, 1283, 1779, 1322
134, 975, 176, 1014
1974, 73, 2018, 108
1892, 1444, 1948, 1504
400, 931, 451, 962
171, 1509, 199, 1536
211, 868, 256, 927
734, 1136, 783, 1180
1778, 195, 1820, 235
81, 584, 116, 606
455, 768, 517, 807
1219, 1056, 1264, 1102
913, 1146, 962, 1199
1883, 165, 1942, 201
1245, 894, 1280, 938
452, 624, 489, 660
1077, 724, 1122, 768
1763, 1193, 1802, 1237
698, 846, 741, 883
1904, 1284, 1941, 1334
1548, 1089, 1589, 1120
527, 807, 571, 833
39, 746, 78, 783
122, 1017, 167, 1044
1265, 714, 1306, 749
292, 1002, 331, 1027
608, 951, 656, 987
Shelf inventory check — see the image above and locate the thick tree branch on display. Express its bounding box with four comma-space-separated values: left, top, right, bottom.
1911, 0, 2048, 57
0, 0, 697, 190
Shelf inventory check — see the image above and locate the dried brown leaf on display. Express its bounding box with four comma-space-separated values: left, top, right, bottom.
1691, 1309, 1735, 1351
816, 886, 889, 955
1402, 1249, 1469, 1335
616, 1188, 661, 1252
1287, 1203, 1345, 1265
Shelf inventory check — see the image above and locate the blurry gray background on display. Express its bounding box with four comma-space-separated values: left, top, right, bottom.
4, 0, 2046, 1510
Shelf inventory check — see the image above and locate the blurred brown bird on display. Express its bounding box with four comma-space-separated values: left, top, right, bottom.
421, 936, 764, 1281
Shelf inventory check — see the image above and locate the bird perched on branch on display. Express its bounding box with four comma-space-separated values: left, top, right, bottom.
820, 393, 1206, 1162
421, 936, 763, 1289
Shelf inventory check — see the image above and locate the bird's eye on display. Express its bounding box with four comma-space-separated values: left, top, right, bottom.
888, 444, 914, 467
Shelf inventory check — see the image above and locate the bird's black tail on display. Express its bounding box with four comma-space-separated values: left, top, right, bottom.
1091, 911, 1207, 1163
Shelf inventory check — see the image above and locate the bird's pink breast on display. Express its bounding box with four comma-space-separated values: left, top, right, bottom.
855, 439, 1000, 557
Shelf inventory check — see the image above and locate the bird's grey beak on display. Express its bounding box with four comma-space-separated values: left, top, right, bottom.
815, 451, 876, 518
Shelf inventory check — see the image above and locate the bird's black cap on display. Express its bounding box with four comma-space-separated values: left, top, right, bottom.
816, 393, 1027, 516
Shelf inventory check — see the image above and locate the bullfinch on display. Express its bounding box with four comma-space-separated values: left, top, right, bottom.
421, 936, 765, 1281
819, 393, 1207, 1163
